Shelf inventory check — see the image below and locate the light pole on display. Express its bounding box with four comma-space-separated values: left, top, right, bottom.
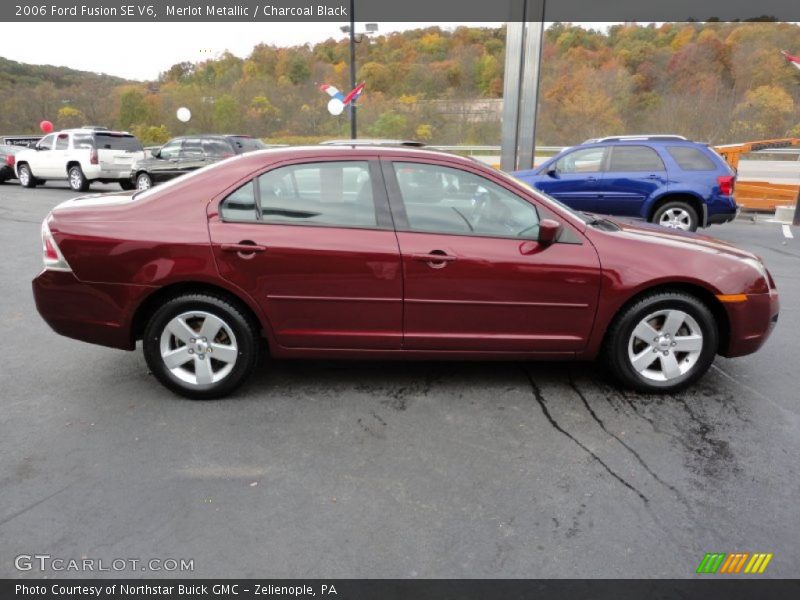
340, 6, 378, 140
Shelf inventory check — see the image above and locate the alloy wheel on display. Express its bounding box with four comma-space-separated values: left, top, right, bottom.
659, 208, 692, 230
159, 311, 238, 386
627, 309, 704, 382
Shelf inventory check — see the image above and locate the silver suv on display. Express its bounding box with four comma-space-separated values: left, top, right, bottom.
15, 128, 145, 192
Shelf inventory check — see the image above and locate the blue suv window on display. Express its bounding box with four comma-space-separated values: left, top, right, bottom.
607, 146, 665, 172
555, 147, 606, 173
666, 146, 716, 171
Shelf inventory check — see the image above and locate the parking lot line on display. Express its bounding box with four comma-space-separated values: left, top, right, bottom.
782, 224, 794, 239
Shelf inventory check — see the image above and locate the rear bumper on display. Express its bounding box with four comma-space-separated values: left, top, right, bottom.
721, 290, 780, 357
32, 270, 152, 350
707, 204, 740, 226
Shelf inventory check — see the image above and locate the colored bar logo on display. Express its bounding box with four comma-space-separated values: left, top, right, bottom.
696, 552, 773, 574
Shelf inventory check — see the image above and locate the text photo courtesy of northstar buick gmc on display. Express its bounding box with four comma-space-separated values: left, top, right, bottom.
32, 146, 779, 399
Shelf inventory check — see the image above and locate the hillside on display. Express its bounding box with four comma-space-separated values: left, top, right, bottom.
2, 22, 800, 146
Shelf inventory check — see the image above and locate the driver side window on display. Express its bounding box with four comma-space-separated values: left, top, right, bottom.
392, 162, 540, 239
37, 134, 55, 151
555, 147, 606, 174
159, 140, 182, 159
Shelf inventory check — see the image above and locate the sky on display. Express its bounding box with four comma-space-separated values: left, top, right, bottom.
0, 21, 613, 81
0, 22, 499, 81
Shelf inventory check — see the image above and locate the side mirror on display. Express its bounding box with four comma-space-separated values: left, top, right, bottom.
151, 148, 161, 158
546, 167, 559, 178
538, 219, 562, 246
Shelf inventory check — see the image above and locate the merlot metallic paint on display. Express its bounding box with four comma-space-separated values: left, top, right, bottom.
32, 146, 778, 365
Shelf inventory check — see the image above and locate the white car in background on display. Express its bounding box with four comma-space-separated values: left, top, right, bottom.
15, 128, 145, 191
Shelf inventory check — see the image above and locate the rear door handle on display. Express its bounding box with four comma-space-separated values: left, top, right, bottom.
221, 243, 267, 253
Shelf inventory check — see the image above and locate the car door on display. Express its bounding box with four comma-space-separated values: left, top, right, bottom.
534, 146, 608, 212
150, 139, 184, 182
383, 159, 602, 353
208, 157, 403, 350
30, 134, 55, 177
597, 145, 668, 216
177, 138, 209, 175
48, 132, 70, 178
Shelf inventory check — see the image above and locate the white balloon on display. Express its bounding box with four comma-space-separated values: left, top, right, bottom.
327, 98, 345, 116
176, 107, 192, 122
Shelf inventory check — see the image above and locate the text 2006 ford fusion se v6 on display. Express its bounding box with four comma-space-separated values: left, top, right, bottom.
32, 146, 779, 399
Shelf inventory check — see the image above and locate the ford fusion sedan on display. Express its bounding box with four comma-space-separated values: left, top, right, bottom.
32, 146, 778, 399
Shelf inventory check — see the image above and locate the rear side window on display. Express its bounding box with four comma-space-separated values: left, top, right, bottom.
72, 134, 94, 149
219, 181, 257, 221
55, 134, 69, 150
666, 146, 716, 171
94, 134, 143, 152
180, 138, 204, 157
203, 139, 234, 156
258, 161, 376, 228
607, 146, 665, 172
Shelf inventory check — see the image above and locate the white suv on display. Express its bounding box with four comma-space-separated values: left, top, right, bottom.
15, 128, 145, 192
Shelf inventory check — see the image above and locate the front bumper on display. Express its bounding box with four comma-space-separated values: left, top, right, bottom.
32, 269, 152, 350
721, 290, 779, 357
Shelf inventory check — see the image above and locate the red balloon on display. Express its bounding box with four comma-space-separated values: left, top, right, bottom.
40, 120, 53, 133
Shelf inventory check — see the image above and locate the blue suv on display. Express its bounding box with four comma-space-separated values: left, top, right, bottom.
512, 135, 738, 231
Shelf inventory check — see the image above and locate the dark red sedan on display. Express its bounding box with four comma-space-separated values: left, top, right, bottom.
32, 146, 779, 399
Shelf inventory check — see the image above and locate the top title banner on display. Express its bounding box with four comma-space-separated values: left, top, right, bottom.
4, 0, 800, 22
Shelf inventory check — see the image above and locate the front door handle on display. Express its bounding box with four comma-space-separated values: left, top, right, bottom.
221, 242, 267, 254
412, 251, 456, 268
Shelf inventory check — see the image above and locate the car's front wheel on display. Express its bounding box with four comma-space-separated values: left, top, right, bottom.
604, 291, 718, 393
68, 165, 90, 192
136, 172, 152, 190
143, 294, 260, 400
652, 201, 698, 231
18, 164, 36, 188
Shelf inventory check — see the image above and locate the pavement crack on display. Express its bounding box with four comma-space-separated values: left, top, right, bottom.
520, 367, 648, 504
569, 371, 686, 503
0, 483, 73, 529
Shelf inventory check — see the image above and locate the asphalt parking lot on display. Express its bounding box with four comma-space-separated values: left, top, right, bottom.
1, 181, 798, 579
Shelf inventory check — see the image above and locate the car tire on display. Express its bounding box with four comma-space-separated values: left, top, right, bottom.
603, 291, 718, 393
68, 165, 90, 192
119, 179, 136, 191
18, 164, 36, 188
143, 293, 261, 400
135, 172, 152, 190
652, 201, 698, 232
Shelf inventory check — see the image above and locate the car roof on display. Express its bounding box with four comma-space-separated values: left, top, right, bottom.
60, 128, 134, 136
231, 144, 466, 165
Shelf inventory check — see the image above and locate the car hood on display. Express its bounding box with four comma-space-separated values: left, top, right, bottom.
602, 217, 758, 261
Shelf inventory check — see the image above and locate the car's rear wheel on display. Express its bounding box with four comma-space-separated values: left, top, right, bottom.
604, 291, 718, 393
652, 201, 698, 231
18, 164, 36, 188
143, 294, 260, 400
68, 165, 90, 192
136, 172, 152, 190
119, 179, 135, 191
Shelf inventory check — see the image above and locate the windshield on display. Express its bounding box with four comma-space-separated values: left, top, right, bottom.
94, 133, 143, 152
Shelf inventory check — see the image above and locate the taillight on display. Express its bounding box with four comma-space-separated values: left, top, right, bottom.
41, 219, 72, 272
5, 155, 14, 167
718, 175, 735, 196
90, 148, 99, 165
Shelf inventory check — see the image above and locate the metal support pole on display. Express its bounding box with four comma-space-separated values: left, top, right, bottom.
349, 0, 357, 140
793, 186, 800, 226
500, 0, 545, 172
